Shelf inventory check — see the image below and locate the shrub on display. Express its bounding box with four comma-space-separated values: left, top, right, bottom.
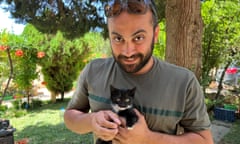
3, 108, 27, 118
31, 99, 43, 108
0, 105, 8, 117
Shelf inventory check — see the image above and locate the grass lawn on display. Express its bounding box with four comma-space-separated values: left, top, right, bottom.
8, 99, 93, 144
221, 119, 240, 144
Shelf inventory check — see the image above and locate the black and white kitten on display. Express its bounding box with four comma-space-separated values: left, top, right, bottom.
96, 85, 138, 144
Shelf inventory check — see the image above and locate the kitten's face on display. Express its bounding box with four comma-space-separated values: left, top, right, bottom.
110, 85, 136, 112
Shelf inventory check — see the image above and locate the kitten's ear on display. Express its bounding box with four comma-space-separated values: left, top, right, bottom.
110, 85, 116, 93
129, 87, 136, 96
110, 85, 113, 89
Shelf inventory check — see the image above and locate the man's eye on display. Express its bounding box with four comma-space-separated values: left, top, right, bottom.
133, 35, 145, 42
113, 36, 124, 42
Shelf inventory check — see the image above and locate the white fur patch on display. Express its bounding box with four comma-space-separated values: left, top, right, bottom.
111, 104, 132, 113
127, 127, 134, 130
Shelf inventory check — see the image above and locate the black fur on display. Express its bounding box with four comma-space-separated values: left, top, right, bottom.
96, 85, 138, 144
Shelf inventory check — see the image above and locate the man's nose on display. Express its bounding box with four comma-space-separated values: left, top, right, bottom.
122, 42, 136, 57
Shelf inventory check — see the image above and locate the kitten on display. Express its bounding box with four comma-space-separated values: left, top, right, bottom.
96, 85, 138, 144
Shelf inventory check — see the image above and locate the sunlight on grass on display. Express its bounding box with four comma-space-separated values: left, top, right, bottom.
221, 120, 240, 144
9, 100, 93, 144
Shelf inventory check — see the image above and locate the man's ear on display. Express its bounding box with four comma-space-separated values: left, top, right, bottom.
154, 25, 160, 43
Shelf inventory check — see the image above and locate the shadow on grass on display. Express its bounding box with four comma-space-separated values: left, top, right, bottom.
27, 98, 71, 112
14, 122, 93, 144
12, 98, 94, 144
220, 120, 240, 144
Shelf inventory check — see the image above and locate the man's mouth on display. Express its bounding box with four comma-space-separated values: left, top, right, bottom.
122, 57, 138, 65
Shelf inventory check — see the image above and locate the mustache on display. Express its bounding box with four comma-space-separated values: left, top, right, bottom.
118, 53, 143, 60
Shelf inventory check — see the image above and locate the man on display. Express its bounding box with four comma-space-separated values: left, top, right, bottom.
64, 0, 214, 144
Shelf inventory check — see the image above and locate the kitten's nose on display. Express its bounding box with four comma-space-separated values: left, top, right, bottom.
119, 103, 126, 107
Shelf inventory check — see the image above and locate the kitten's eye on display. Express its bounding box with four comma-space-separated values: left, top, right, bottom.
116, 98, 121, 102
125, 98, 130, 102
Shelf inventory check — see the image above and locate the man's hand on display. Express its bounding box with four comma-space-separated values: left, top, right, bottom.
113, 109, 150, 144
91, 110, 121, 141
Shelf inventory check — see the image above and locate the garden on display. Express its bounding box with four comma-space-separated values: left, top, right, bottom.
1, 84, 240, 144
0, 0, 240, 144
3, 98, 93, 144
0, 26, 113, 143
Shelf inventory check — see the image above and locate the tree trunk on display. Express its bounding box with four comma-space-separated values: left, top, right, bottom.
165, 0, 203, 80
0, 47, 13, 104
50, 91, 57, 103
27, 88, 31, 108
207, 61, 231, 112
60, 91, 64, 101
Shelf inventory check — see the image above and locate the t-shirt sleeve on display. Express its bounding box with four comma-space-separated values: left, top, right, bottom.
180, 75, 211, 132
66, 64, 90, 113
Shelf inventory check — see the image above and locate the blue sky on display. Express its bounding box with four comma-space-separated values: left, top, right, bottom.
0, 6, 25, 35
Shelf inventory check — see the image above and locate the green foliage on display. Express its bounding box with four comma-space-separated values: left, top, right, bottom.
1, 0, 166, 39
39, 36, 89, 97
0, 104, 7, 117
153, 20, 166, 60
0, 104, 7, 111
205, 97, 225, 110
0, 30, 44, 103
0, 30, 13, 84
3, 99, 28, 118
21, 24, 109, 100
2, 23, 111, 102
83, 32, 111, 56
31, 99, 43, 108
4, 108, 27, 118
3, 0, 105, 39
0, 61, 8, 83
3, 99, 43, 118
201, 0, 240, 87
12, 99, 22, 110
13, 47, 39, 91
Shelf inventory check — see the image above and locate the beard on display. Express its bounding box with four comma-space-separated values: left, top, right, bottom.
113, 39, 154, 73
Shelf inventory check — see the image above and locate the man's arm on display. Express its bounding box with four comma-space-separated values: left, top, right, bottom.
114, 109, 214, 144
145, 129, 213, 144
64, 109, 94, 134
64, 109, 122, 141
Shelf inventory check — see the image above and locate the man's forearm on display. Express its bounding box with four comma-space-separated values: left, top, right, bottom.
145, 129, 214, 144
64, 109, 94, 134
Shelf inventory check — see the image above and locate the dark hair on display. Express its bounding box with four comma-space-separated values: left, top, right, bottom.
106, 0, 159, 27
150, 0, 159, 27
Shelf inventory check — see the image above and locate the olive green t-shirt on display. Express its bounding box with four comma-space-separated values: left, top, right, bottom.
67, 57, 211, 134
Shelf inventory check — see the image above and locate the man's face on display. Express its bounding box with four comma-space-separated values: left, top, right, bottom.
108, 10, 159, 74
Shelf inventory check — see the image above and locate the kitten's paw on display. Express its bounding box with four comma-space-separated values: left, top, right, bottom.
127, 127, 134, 130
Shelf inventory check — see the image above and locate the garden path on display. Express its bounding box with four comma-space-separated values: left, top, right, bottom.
211, 120, 232, 144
